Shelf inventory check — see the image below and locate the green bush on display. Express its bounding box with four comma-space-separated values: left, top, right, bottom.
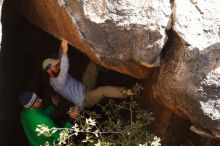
36, 84, 161, 146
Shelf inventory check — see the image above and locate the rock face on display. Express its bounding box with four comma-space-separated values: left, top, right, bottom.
154, 0, 220, 137
174, 0, 220, 51
18, 0, 220, 138
19, 0, 172, 78
70, 0, 171, 67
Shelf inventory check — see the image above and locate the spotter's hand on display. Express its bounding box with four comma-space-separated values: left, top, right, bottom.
67, 106, 81, 120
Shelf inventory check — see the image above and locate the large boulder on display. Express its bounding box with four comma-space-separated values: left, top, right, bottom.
19, 0, 220, 138
154, 0, 220, 138
19, 0, 172, 78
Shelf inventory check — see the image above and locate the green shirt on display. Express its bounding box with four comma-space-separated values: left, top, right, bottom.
20, 105, 72, 146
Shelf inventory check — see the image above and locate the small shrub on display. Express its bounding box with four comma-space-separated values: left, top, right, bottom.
36, 84, 161, 146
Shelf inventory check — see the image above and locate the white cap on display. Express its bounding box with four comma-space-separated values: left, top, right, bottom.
42, 58, 59, 70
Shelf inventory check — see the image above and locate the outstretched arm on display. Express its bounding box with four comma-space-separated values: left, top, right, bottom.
60, 39, 68, 55
57, 39, 69, 81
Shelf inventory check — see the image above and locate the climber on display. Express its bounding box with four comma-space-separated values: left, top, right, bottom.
42, 39, 133, 111
19, 92, 78, 146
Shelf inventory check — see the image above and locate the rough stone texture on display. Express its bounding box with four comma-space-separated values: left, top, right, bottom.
154, 0, 220, 137
173, 0, 220, 51
19, 0, 172, 78
153, 33, 220, 138
73, 0, 171, 67
18, 0, 220, 138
